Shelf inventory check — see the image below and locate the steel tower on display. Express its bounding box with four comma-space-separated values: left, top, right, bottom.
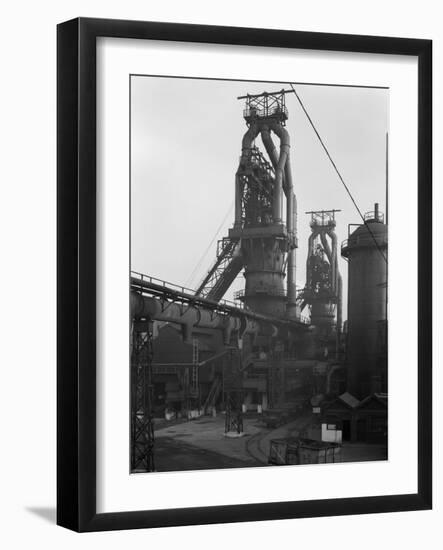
298, 210, 343, 358
228, 89, 298, 319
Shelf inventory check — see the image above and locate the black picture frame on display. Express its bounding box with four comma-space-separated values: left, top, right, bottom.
57, 17, 432, 532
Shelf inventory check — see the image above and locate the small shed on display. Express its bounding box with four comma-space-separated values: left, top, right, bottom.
321, 392, 360, 442
322, 392, 387, 443
355, 393, 388, 443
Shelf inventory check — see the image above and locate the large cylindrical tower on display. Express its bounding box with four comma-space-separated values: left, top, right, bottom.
341, 204, 388, 398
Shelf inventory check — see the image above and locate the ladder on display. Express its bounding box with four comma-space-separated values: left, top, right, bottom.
196, 237, 243, 302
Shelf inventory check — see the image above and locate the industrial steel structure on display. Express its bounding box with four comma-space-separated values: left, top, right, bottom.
230, 90, 298, 319
298, 210, 343, 359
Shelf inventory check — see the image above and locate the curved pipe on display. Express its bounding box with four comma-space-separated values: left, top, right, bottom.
261, 127, 297, 308
260, 129, 281, 178
234, 123, 261, 226
241, 123, 260, 153
268, 122, 290, 223
284, 155, 294, 233
234, 174, 242, 228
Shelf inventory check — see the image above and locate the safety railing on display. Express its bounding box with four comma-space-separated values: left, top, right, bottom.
131, 270, 198, 296
364, 210, 384, 223
341, 229, 387, 253
243, 105, 288, 121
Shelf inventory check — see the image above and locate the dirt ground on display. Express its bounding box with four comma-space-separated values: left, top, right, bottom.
152, 413, 387, 473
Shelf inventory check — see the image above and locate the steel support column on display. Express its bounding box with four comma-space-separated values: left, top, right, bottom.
131, 318, 155, 472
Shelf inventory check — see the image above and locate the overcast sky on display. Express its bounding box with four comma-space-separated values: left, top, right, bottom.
131, 75, 388, 319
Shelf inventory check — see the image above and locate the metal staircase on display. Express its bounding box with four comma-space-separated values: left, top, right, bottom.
196, 237, 243, 302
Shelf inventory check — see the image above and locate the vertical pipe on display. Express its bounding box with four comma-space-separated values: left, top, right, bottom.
328, 230, 338, 295
273, 154, 286, 223
241, 123, 260, 152
285, 158, 296, 307
269, 123, 290, 224
336, 273, 343, 358
292, 194, 297, 244
261, 127, 297, 315
306, 232, 317, 289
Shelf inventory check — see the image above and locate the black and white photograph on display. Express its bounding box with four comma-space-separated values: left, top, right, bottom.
0, 1, 435, 543
130, 76, 389, 474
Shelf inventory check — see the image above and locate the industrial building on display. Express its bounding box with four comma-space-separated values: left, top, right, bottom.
130, 88, 388, 472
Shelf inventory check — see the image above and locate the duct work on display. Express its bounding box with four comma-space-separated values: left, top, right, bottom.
130, 291, 308, 346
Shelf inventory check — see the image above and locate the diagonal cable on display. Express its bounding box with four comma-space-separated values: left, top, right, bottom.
288, 82, 387, 263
